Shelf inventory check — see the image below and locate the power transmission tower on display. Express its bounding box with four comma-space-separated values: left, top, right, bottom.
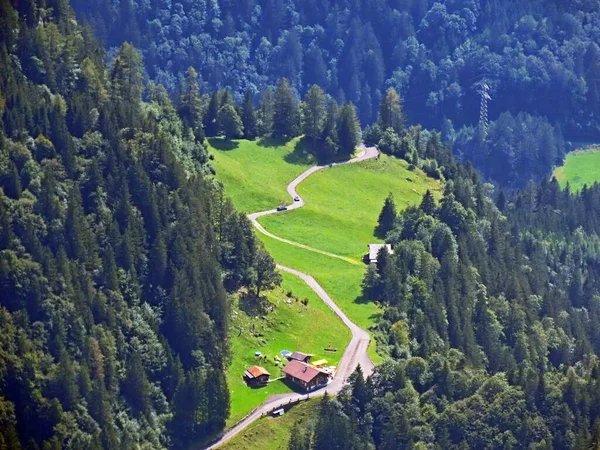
479, 82, 491, 137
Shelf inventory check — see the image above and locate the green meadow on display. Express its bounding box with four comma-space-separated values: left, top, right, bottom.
260, 154, 442, 260
553, 145, 600, 192
221, 400, 319, 450
226, 271, 350, 426
208, 137, 315, 213
210, 138, 439, 423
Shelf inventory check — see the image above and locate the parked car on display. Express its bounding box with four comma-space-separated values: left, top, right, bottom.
294, 196, 300, 202
277, 205, 287, 211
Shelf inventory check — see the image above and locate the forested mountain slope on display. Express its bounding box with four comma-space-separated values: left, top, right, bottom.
290, 141, 600, 449
0, 1, 277, 447
71, 0, 600, 186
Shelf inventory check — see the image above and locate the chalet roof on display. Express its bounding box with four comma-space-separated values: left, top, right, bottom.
245, 366, 270, 379
288, 351, 311, 361
283, 360, 326, 383
368, 244, 393, 262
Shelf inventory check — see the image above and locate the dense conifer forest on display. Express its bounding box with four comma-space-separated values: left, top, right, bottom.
71, 0, 600, 186
4, 0, 600, 449
0, 0, 280, 447
293, 126, 600, 450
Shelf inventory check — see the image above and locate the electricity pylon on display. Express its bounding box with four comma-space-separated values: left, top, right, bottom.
479, 82, 491, 137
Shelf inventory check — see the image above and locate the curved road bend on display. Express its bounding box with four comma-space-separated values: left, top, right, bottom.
205, 145, 379, 449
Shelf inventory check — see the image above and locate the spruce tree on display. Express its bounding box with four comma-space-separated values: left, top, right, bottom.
378, 87, 405, 135
218, 104, 243, 139
302, 85, 326, 145
336, 102, 361, 155
240, 90, 257, 140
377, 193, 397, 236
178, 67, 204, 140
272, 78, 299, 139
257, 87, 275, 136
203, 91, 220, 137
420, 189, 436, 215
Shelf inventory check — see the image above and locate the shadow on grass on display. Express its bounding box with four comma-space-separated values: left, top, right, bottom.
281, 377, 313, 394
208, 137, 239, 151
257, 136, 290, 148
283, 137, 316, 165
239, 292, 269, 316
353, 293, 371, 305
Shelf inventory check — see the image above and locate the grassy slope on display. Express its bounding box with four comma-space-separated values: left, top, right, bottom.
209, 137, 315, 213
226, 271, 350, 426
221, 400, 318, 450
260, 154, 442, 260
553, 145, 600, 192
211, 139, 439, 412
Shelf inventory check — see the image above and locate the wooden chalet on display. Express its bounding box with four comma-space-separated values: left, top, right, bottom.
286, 351, 312, 363
282, 360, 329, 391
244, 366, 270, 386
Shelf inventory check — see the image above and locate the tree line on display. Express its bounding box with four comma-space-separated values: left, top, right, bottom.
71, 0, 600, 186
0, 0, 280, 447
291, 119, 600, 449
181, 74, 362, 159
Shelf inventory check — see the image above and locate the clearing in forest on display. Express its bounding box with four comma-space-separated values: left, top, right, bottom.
210, 138, 440, 426
226, 271, 350, 426
553, 145, 600, 192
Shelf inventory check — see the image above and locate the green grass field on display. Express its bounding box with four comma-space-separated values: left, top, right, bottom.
209, 137, 315, 213
210, 139, 438, 367
553, 145, 600, 192
259, 154, 442, 260
221, 399, 319, 450
226, 271, 350, 426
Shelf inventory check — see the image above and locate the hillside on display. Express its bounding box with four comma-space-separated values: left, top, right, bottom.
553, 145, 600, 192
227, 271, 350, 425
0, 1, 278, 447
260, 154, 441, 260
209, 138, 440, 359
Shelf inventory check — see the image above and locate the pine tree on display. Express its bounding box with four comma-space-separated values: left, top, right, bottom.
179, 67, 204, 140
420, 189, 436, 215
272, 78, 300, 139
121, 352, 151, 414
203, 91, 220, 137
302, 85, 327, 146
109, 42, 144, 129
257, 87, 275, 136
378, 87, 405, 135
252, 247, 282, 297
377, 193, 397, 236
336, 102, 361, 155
240, 90, 257, 140
218, 104, 244, 139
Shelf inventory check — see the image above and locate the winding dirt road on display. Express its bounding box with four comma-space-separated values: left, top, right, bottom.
205, 145, 379, 449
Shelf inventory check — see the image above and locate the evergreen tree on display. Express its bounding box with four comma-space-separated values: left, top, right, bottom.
336, 103, 361, 155
378, 88, 405, 135
420, 189, 436, 215
218, 104, 244, 139
257, 87, 275, 136
121, 352, 151, 414
377, 193, 397, 236
240, 90, 257, 140
302, 85, 327, 145
272, 78, 299, 139
178, 67, 204, 141
109, 42, 144, 129
203, 91, 220, 137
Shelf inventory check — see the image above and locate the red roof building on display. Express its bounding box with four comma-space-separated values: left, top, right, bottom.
244, 366, 270, 386
282, 360, 329, 391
